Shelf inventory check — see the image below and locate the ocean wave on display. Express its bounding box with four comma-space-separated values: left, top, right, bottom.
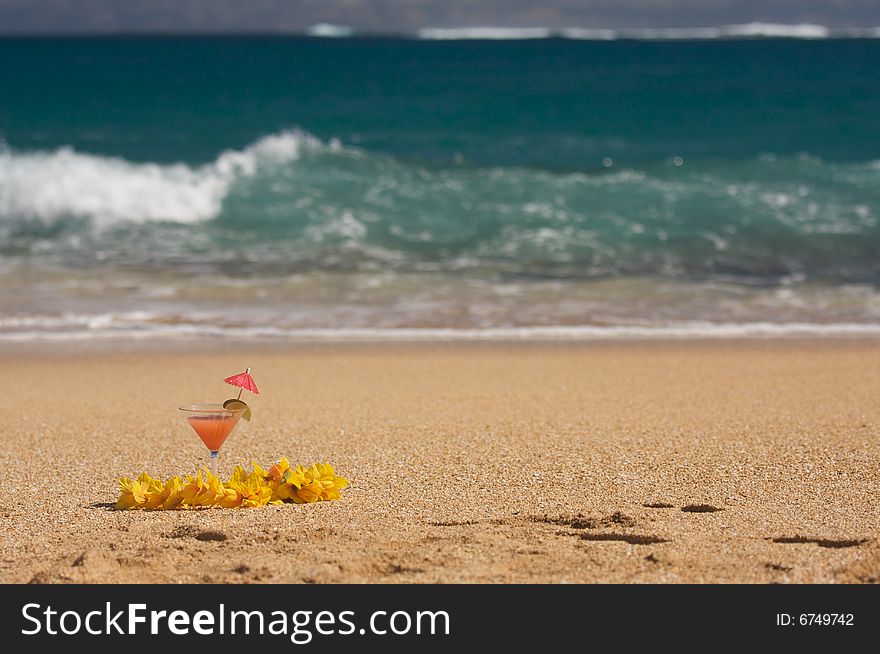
0, 130, 323, 225
1, 130, 879, 282
415, 23, 880, 41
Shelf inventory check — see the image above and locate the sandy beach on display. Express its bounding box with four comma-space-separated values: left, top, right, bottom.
1, 338, 878, 584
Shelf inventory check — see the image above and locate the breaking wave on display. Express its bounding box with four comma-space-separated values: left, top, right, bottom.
0, 130, 325, 225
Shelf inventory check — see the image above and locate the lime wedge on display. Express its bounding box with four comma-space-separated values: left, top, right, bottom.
223, 398, 252, 422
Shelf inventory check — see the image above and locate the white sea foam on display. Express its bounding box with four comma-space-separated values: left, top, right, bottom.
557, 28, 618, 41
0, 130, 321, 226
415, 23, 879, 41
2, 315, 880, 343
616, 23, 831, 40
416, 27, 554, 40
306, 23, 355, 38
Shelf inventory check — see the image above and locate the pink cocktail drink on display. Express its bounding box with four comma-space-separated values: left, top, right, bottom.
179, 404, 244, 476
187, 413, 240, 452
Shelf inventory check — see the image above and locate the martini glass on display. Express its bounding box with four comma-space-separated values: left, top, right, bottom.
179, 404, 243, 477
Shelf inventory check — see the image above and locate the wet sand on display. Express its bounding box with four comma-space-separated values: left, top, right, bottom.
2, 339, 878, 583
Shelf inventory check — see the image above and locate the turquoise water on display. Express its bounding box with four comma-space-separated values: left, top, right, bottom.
1, 37, 880, 338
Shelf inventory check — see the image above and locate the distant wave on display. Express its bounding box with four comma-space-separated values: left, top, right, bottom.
305, 23, 355, 38
417, 27, 557, 40
294, 22, 880, 41
0, 130, 326, 225
415, 23, 880, 41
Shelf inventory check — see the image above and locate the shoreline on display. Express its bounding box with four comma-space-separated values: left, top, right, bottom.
2, 332, 880, 358
4, 319, 880, 346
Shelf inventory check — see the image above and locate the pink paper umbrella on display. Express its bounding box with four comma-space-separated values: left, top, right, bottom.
224, 367, 260, 400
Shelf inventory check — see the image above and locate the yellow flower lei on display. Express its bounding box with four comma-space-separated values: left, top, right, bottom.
116, 458, 349, 510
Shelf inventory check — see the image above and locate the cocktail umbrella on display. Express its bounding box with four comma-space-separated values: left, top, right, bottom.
224, 367, 260, 400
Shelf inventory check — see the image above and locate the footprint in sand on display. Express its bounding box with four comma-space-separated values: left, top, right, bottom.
533, 511, 637, 529
537, 512, 667, 545
533, 515, 599, 529
681, 504, 722, 513
771, 536, 868, 549
579, 533, 668, 545
765, 562, 793, 572
164, 526, 228, 541
195, 530, 228, 542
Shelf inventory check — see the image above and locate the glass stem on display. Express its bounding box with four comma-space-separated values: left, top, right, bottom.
210, 450, 219, 478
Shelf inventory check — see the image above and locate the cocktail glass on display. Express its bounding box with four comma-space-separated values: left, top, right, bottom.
179, 404, 243, 477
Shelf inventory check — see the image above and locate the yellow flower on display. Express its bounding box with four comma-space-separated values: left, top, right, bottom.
160, 476, 185, 510
267, 457, 291, 483
243, 479, 273, 507
219, 487, 243, 508
292, 479, 323, 503
303, 463, 349, 501
133, 473, 167, 509
193, 470, 226, 507
322, 487, 342, 501
271, 463, 303, 501
178, 471, 206, 506
137, 472, 162, 493
275, 463, 350, 503
270, 480, 293, 501
115, 478, 146, 510
287, 464, 308, 488
226, 466, 273, 508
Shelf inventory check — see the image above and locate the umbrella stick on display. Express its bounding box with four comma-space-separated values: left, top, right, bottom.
237, 367, 250, 400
